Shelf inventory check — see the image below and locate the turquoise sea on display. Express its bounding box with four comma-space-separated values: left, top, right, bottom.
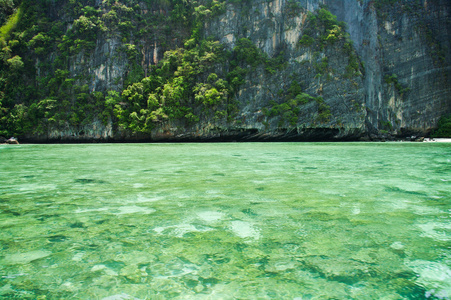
0, 143, 450, 299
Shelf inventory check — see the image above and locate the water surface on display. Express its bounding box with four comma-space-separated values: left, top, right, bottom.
0, 143, 450, 299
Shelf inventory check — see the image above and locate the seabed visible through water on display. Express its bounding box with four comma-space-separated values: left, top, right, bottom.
0, 142, 450, 299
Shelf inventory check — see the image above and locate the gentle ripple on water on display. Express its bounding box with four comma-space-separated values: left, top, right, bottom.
0, 142, 450, 299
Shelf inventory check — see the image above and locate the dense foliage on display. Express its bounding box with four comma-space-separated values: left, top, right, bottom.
0, 0, 305, 137
0, 0, 208, 136
432, 115, 451, 138
0, 0, 17, 26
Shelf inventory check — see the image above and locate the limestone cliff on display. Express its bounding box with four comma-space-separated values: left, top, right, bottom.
327, 0, 451, 137
0, 0, 449, 142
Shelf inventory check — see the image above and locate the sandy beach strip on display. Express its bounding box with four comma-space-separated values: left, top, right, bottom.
424, 138, 451, 143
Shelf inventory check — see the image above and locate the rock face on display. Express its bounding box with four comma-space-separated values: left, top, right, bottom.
1, 137, 19, 144
4, 0, 451, 142
201, 0, 367, 141
199, 0, 450, 141
327, 0, 451, 137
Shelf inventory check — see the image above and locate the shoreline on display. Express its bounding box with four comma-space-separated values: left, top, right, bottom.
2, 138, 451, 145
422, 138, 451, 143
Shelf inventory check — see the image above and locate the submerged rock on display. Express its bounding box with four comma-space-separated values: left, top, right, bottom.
2, 250, 51, 265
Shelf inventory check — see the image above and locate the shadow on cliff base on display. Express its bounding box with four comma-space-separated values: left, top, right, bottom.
18, 127, 368, 143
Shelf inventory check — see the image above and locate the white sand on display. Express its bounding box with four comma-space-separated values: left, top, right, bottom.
423, 138, 451, 143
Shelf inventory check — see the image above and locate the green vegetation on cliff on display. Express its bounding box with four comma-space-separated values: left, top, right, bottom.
0, 0, 305, 137
0, 0, 201, 136
432, 115, 451, 138
0, 0, 16, 27
0, 0, 447, 140
299, 7, 361, 79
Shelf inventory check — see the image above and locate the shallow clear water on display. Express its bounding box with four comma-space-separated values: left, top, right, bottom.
0, 142, 450, 299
